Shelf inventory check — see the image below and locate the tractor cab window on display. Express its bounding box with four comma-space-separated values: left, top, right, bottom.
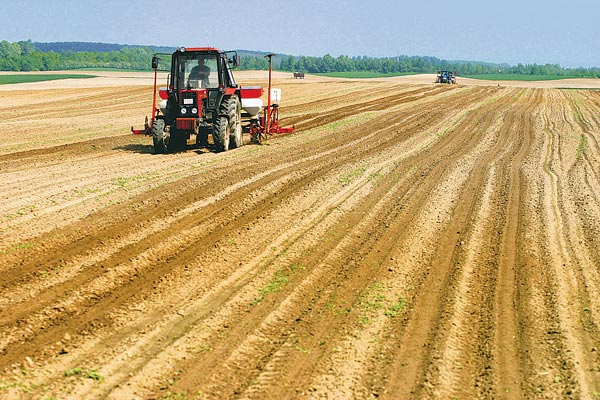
182, 54, 218, 89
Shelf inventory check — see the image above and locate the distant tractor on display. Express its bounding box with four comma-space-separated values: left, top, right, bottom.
293, 72, 305, 79
435, 70, 457, 84
132, 47, 294, 153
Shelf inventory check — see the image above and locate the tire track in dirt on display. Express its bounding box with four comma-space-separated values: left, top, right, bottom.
287, 85, 454, 130
537, 90, 600, 397
0, 86, 150, 154
486, 89, 541, 399
0, 84, 478, 282
1, 86, 492, 398
0, 86, 486, 368
284, 81, 420, 111
157, 86, 504, 398
361, 89, 527, 399
422, 89, 543, 399
290, 89, 520, 394
509, 88, 600, 399
2, 81, 600, 399
415, 90, 534, 399
516, 93, 580, 398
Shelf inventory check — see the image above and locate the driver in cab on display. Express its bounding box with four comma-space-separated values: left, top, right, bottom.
189, 57, 210, 88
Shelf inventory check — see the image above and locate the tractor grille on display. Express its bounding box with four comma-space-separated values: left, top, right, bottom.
176, 118, 197, 131
181, 91, 197, 106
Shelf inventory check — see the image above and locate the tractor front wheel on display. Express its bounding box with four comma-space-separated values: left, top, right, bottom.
152, 119, 167, 154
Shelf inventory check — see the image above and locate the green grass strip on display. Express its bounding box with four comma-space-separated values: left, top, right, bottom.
464, 74, 580, 82
0, 74, 97, 85
72, 67, 149, 72
314, 71, 417, 79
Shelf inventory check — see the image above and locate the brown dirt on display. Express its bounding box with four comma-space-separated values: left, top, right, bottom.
1, 74, 600, 399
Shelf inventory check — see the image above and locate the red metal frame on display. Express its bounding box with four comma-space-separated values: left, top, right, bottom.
249, 53, 295, 143
131, 66, 159, 135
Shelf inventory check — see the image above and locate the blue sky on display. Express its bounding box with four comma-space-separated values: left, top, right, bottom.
1, 0, 598, 67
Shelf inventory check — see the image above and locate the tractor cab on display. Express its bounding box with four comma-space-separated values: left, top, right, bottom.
180, 53, 219, 89
171, 48, 238, 91
165, 48, 239, 124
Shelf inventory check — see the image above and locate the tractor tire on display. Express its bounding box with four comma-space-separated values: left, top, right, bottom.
196, 126, 209, 148
213, 116, 230, 152
213, 96, 238, 152
168, 128, 187, 153
152, 119, 167, 154
229, 96, 243, 149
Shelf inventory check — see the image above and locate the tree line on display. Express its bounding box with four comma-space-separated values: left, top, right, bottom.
1, 40, 599, 78
275, 54, 600, 78
0, 40, 155, 71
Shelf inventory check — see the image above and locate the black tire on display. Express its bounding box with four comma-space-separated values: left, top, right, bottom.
213, 96, 238, 152
168, 127, 187, 153
229, 96, 243, 149
196, 126, 209, 148
152, 119, 166, 154
213, 116, 230, 152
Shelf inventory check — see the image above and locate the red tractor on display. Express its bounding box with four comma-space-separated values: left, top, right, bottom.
133, 47, 294, 153
133, 47, 245, 153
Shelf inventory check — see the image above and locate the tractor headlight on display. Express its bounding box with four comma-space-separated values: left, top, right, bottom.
181, 108, 187, 114
192, 107, 198, 114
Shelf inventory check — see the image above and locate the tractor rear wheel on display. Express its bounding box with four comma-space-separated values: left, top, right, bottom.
152, 119, 166, 154
213, 95, 240, 152
213, 116, 230, 152
229, 96, 243, 149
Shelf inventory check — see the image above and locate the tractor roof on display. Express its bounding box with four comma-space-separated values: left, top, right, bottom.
175, 47, 221, 54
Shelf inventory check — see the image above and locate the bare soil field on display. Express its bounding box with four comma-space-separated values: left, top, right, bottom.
1, 73, 600, 399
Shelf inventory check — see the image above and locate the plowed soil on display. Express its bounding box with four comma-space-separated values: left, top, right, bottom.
1, 74, 600, 399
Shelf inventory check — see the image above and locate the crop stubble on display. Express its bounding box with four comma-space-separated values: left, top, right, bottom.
0, 79, 599, 399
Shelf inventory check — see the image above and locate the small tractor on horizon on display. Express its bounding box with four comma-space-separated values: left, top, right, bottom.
435, 70, 457, 84
132, 47, 294, 153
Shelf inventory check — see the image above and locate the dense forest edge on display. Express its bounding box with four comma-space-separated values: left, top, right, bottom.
1, 40, 599, 78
